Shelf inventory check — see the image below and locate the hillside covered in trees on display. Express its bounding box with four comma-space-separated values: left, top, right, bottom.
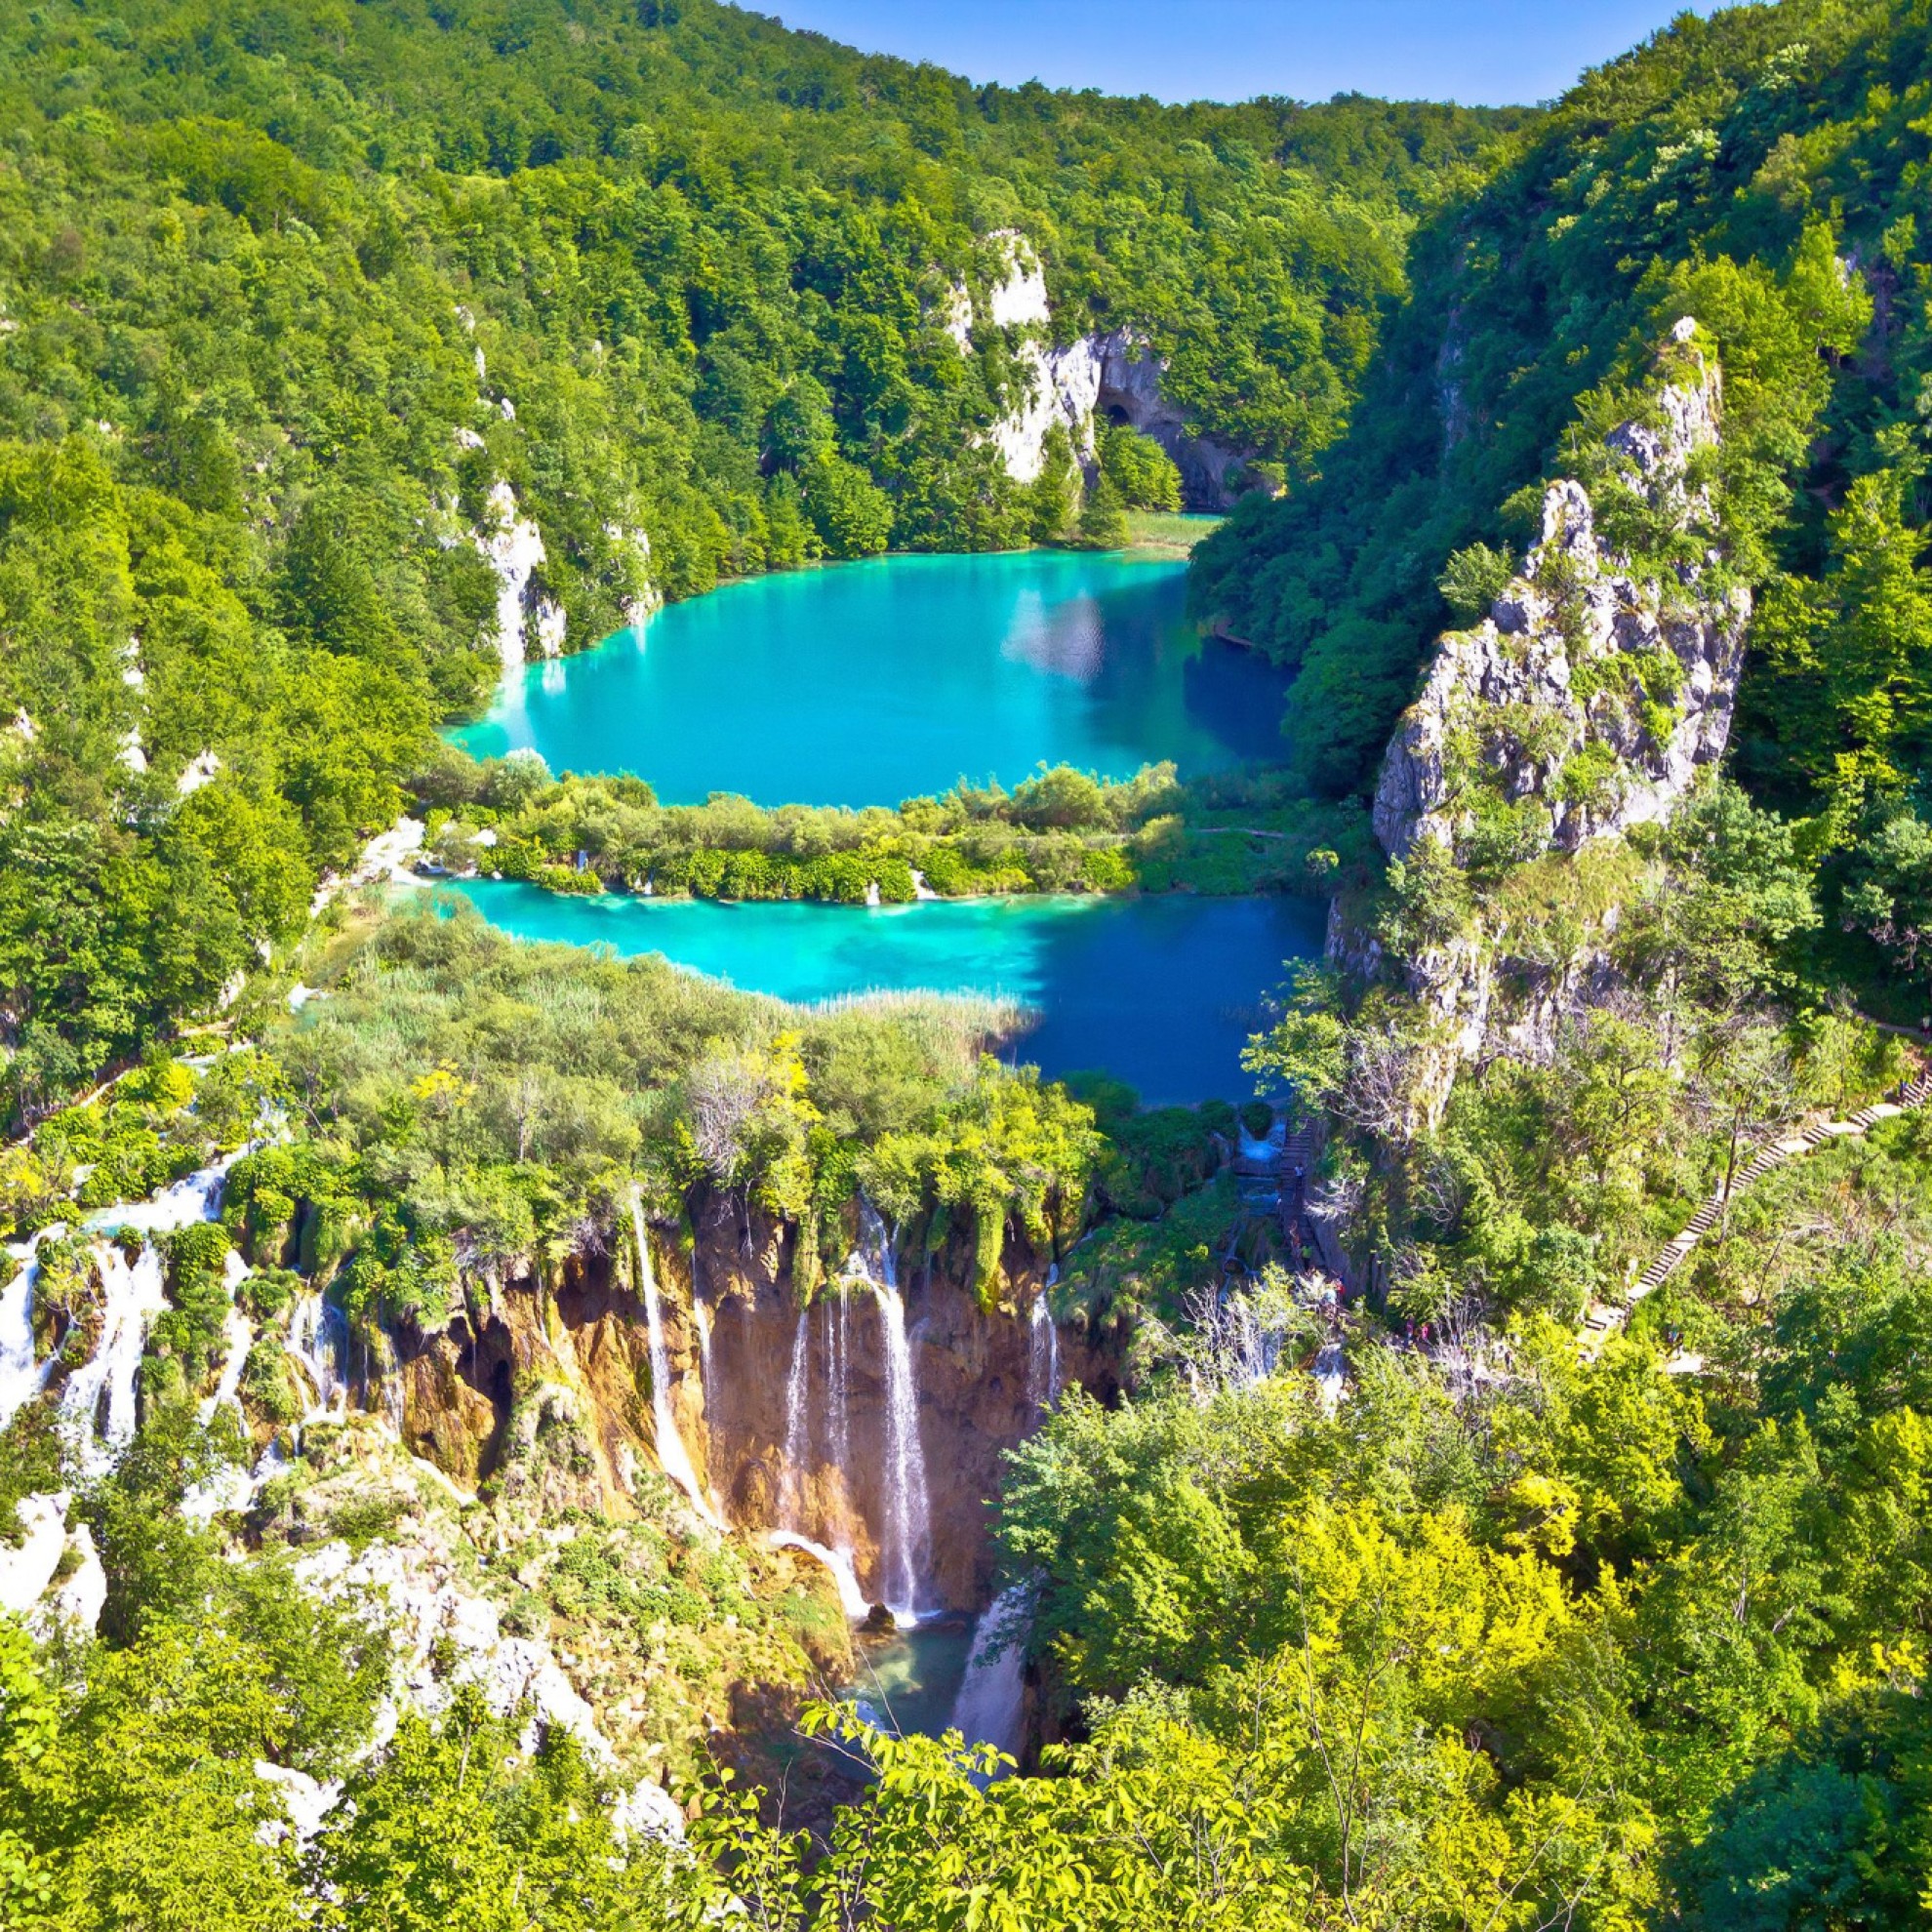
1194, 0, 1932, 1015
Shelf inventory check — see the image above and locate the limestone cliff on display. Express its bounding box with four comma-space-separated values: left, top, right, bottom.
390, 1198, 1103, 1614
1373, 321, 1746, 865
972, 231, 1247, 508
1342, 320, 1750, 1126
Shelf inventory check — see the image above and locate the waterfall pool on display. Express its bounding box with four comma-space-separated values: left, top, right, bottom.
433, 880, 1325, 1105
450, 546, 1288, 805
843, 1619, 978, 1746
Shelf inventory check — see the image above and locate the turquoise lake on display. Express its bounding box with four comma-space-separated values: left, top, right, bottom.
452, 547, 1289, 805
439, 881, 1324, 1105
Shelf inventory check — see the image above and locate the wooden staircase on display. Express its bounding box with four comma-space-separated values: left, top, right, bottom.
1580, 1067, 1932, 1354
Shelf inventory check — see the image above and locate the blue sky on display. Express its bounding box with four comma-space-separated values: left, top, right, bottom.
767, 1, 1718, 107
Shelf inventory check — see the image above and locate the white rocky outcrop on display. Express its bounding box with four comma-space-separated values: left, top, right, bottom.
1373, 322, 1745, 863
177, 749, 221, 795
297, 1531, 609, 1756
1343, 322, 1749, 1134
966, 231, 1245, 504
474, 480, 552, 670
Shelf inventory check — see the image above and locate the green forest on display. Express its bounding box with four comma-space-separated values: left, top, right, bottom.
12, 0, 1932, 1927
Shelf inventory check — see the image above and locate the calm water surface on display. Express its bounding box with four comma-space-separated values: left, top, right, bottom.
439, 881, 1323, 1105
452, 548, 1288, 805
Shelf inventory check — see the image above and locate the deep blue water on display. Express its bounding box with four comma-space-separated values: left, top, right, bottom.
438, 881, 1322, 1105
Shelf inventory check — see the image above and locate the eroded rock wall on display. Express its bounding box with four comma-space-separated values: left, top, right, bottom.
392, 1203, 1107, 1613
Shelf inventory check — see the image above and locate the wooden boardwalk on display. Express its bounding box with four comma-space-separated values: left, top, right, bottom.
1580, 1067, 1932, 1354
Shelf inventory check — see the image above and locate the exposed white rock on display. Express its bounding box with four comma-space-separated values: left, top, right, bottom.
118, 728, 147, 775
255, 1760, 342, 1850
454, 425, 486, 452
310, 815, 427, 916
1351, 323, 1746, 1132
472, 481, 548, 670
177, 749, 221, 795
939, 280, 974, 353
1373, 326, 1742, 863
295, 1531, 618, 1768
613, 1778, 686, 1843
984, 229, 1051, 329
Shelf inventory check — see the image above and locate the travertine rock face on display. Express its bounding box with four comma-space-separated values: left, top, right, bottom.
1373, 325, 1747, 865
1339, 324, 1749, 1134
394, 1202, 1108, 1614
973, 230, 1247, 507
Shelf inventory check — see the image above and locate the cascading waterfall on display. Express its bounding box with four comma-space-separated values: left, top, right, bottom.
780, 1308, 811, 1528
825, 1287, 851, 1492
200, 1309, 255, 1426
286, 1292, 351, 1417
1313, 1341, 1346, 1411
769, 1531, 870, 1620
60, 1239, 168, 1467
1027, 1294, 1061, 1414
0, 1248, 47, 1433
858, 1207, 933, 1622
628, 1189, 722, 1527
949, 1582, 1033, 1776
692, 1297, 715, 1400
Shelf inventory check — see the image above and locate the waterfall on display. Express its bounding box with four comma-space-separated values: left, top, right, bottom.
693, 1296, 714, 1399
628, 1190, 722, 1528
60, 1238, 169, 1468
1027, 1294, 1061, 1414
0, 1248, 47, 1434
841, 1202, 932, 1619
199, 1309, 255, 1426
768, 1530, 870, 1621
1313, 1341, 1346, 1412
371, 1324, 407, 1436
780, 1308, 811, 1529
286, 1293, 351, 1418
949, 1583, 1033, 1777
825, 1287, 851, 1491
871, 1291, 932, 1618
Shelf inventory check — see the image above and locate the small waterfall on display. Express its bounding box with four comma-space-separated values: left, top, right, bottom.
628, 1190, 722, 1527
1313, 1341, 1346, 1412
768, 1530, 870, 1621
950, 1583, 1033, 1776
693, 1296, 714, 1398
840, 1202, 933, 1619
868, 1273, 932, 1617
285, 1293, 351, 1418
371, 1325, 407, 1436
825, 1287, 851, 1488
0, 1248, 48, 1434
780, 1308, 811, 1529
199, 1309, 255, 1426
1027, 1294, 1062, 1414
34, 1151, 252, 1466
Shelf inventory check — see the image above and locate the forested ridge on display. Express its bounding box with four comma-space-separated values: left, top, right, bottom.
15, 2, 1932, 1929
1197, 0, 1932, 1015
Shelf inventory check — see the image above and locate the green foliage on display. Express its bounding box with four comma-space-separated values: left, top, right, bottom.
423, 755, 1239, 902
1098, 423, 1183, 512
